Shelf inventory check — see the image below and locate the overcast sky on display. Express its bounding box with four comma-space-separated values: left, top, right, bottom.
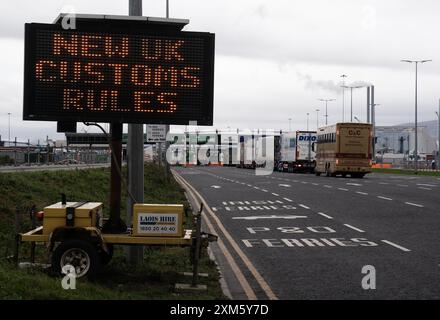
1, 0, 440, 143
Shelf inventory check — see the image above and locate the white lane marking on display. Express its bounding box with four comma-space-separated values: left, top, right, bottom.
317, 212, 333, 219
262, 189, 268, 192
247, 184, 252, 187
311, 183, 319, 186
418, 187, 432, 191
254, 186, 260, 190
299, 204, 310, 209
405, 202, 424, 208
381, 240, 411, 252
379, 182, 389, 185
301, 181, 308, 184
272, 192, 280, 196
377, 196, 393, 201
283, 197, 293, 202
232, 215, 308, 220
324, 185, 333, 188
211, 185, 221, 189
417, 183, 436, 187
347, 183, 362, 186
279, 184, 291, 187
338, 188, 349, 191
356, 191, 368, 195
344, 224, 365, 233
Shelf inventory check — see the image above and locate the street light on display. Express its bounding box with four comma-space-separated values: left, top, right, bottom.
371, 103, 380, 162
354, 116, 361, 123
318, 98, 336, 125
341, 85, 364, 122
340, 74, 348, 122
401, 59, 432, 172
315, 109, 320, 130
7, 112, 11, 147
436, 100, 440, 168
288, 118, 292, 131
306, 113, 310, 131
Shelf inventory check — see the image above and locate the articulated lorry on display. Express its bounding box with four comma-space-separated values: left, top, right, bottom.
277, 131, 317, 173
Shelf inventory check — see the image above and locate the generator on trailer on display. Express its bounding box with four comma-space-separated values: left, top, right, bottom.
17, 195, 216, 278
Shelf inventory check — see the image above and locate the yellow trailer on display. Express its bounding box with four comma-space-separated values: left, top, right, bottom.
18, 200, 215, 278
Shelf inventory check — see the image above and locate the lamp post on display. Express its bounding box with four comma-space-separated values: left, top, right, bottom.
341, 85, 364, 122
318, 99, 336, 125
306, 113, 310, 131
288, 118, 292, 131
371, 103, 380, 162
436, 100, 440, 169
340, 74, 348, 122
354, 116, 361, 123
401, 59, 432, 172
7, 112, 11, 147
315, 109, 320, 130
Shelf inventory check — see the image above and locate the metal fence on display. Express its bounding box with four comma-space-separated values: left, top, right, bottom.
0, 138, 111, 167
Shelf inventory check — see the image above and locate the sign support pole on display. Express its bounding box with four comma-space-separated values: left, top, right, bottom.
126, 0, 144, 265
164, 6, 171, 180
103, 122, 126, 233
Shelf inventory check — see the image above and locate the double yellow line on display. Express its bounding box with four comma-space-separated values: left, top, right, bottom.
173, 170, 278, 300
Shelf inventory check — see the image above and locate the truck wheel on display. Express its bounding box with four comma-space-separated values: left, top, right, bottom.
52, 239, 102, 279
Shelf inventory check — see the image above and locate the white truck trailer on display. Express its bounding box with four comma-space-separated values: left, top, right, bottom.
277, 131, 317, 173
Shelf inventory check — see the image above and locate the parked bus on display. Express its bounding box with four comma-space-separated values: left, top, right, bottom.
314, 123, 373, 178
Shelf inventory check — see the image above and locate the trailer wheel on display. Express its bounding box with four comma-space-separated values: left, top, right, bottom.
52, 239, 101, 279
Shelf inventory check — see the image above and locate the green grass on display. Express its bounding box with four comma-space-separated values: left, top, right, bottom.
372, 168, 440, 176
0, 164, 226, 300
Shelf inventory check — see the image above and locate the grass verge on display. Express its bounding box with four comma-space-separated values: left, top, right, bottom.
0, 163, 226, 300
372, 168, 440, 176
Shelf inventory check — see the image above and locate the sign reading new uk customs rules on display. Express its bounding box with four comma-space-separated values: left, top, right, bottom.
23, 23, 215, 125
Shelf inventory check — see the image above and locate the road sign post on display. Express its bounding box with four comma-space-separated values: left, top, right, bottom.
105, 123, 126, 233
126, 0, 144, 265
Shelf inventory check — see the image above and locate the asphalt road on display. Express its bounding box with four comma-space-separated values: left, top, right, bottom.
174, 165, 440, 300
